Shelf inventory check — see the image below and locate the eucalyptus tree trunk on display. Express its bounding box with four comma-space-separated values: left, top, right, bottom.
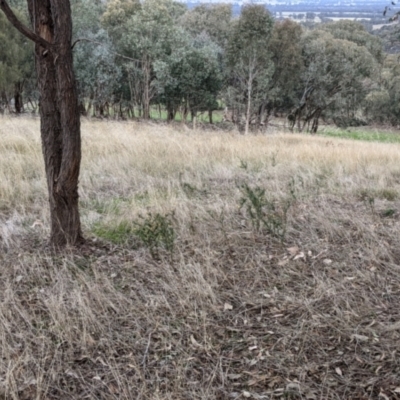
14, 81, 23, 114
0, 0, 83, 247
245, 82, 252, 135
142, 56, 151, 119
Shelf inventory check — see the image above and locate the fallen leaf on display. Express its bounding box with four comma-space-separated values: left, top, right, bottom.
227, 374, 242, 380
293, 252, 305, 260
65, 369, 79, 379
305, 391, 317, 400
278, 259, 288, 267
31, 220, 43, 228
15, 275, 23, 283
335, 367, 343, 377
351, 334, 369, 342
23, 377, 37, 386
286, 382, 301, 392
394, 387, 400, 393
190, 335, 201, 347
224, 303, 233, 311
108, 383, 119, 394
323, 259, 333, 265
248, 375, 269, 386
287, 246, 299, 256
243, 391, 251, 398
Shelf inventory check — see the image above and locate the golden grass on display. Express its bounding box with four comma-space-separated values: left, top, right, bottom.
1, 116, 400, 399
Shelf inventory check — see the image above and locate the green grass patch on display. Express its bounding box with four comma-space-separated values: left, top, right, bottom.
357, 187, 398, 201
321, 128, 400, 143
92, 221, 134, 244
92, 212, 175, 257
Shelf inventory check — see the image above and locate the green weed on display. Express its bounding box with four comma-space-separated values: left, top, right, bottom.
269, 150, 279, 167
377, 188, 398, 201
381, 208, 396, 218
181, 182, 208, 199
92, 212, 176, 258
133, 212, 175, 258
239, 159, 248, 170
358, 188, 398, 202
239, 183, 293, 242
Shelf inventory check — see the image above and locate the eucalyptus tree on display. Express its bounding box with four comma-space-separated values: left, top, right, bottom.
0, 10, 33, 113
118, 0, 187, 119
225, 5, 274, 134
72, 0, 122, 117
0, 0, 83, 247
179, 3, 232, 48
266, 19, 304, 119
101, 0, 141, 42
289, 29, 378, 133
365, 54, 400, 124
321, 20, 384, 63
154, 32, 223, 125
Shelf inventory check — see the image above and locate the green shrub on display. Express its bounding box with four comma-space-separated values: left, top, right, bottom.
239, 183, 292, 242
133, 212, 175, 258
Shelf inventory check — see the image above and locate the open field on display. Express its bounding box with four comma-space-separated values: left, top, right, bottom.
1, 116, 400, 399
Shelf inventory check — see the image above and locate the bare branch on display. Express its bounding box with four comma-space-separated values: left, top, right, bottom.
0, 0, 52, 49
71, 38, 140, 62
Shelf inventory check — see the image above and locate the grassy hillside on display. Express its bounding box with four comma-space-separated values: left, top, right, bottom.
0, 116, 400, 399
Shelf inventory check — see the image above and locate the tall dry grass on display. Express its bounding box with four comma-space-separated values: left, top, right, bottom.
1, 115, 400, 399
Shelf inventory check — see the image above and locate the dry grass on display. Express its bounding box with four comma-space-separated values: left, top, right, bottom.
1, 115, 400, 399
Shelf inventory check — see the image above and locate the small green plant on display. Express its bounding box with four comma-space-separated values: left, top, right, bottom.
181, 182, 208, 199
270, 150, 279, 167
133, 212, 175, 258
288, 176, 301, 201
367, 195, 375, 215
239, 159, 248, 170
239, 183, 292, 241
358, 187, 397, 202
377, 188, 398, 201
381, 208, 396, 218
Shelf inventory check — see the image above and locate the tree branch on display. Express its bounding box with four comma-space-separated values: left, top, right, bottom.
71, 38, 140, 62
0, 0, 52, 50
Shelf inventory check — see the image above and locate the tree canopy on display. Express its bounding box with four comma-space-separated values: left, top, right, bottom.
0, 1, 395, 132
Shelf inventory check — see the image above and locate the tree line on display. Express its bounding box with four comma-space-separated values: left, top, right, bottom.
1, 0, 400, 134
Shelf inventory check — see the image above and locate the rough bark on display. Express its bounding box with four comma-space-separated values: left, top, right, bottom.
143, 56, 151, 119
245, 77, 252, 135
1, 0, 83, 247
14, 81, 23, 114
